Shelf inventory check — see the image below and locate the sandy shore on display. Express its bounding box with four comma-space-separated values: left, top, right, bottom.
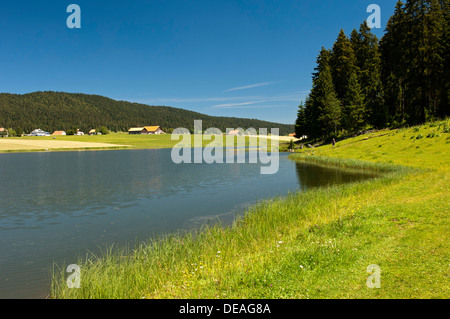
0, 139, 129, 152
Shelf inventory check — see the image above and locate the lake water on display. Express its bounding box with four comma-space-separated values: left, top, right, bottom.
0, 149, 376, 298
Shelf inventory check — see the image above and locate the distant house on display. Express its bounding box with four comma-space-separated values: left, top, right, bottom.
89, 129, 96, 135
128, 127, 146, 135
52, 131, 66, 136
143, 126, 164, 135
227, 129, 242, 136
76, 129, 84, 136
128, 126, 165, 135
30, 129, 50, 136
0, 128, 8, 137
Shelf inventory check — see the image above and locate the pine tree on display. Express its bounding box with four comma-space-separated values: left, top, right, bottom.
302, 96, 316, 138
311, 48, 342, 137
295, 101, 307, 139
423, 0, 446, 119
298, 0, 448, 138
441, 0, 450, 117
396, 0, 446, 123
351, 22, 386, 128
296, 48, 342, 140
343, 71, 366, 133
319, 88, 341, 136
402, 0, 423, 123
330, 29, 357, 105
380, 0, 408, 125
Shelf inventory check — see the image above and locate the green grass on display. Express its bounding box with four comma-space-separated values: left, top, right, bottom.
3, 133, 277, 153
50, 119, 449, 299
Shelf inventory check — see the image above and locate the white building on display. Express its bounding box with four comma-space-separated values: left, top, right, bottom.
30, 129, 50, 136
0, 128, 8, 137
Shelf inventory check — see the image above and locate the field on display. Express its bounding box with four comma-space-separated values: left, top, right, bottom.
0, 133, 280, 153
46, 119, 448, 298
0, 133, 168, 152
0, 138, 129, 152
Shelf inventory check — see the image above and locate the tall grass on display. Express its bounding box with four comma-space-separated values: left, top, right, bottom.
288, 153, 416, 174
50, 158, 408, 299
50, 120, 449, 298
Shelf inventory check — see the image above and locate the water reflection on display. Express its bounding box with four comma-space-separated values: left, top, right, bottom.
0, 150, 288, 225
0, 149, 378, 298
294, 161, 378, 190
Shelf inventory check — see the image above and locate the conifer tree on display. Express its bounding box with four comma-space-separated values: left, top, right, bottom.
330, 29, 357, 105
295, 101, 307, 139
421, 0, 446, 119
310, 48, 342, 138
380, 0, 408, 124
343, 71, 366, 133
351, 22, 386, 128
441, 0, 450, 117
384, 0, 447, 124
298, 0, 448, 138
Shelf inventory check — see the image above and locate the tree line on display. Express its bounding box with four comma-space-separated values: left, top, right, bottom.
0, 91, 294, 136
296, 0, 449, 141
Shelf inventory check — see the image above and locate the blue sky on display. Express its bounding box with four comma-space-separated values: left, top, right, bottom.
0, 1, 396, 124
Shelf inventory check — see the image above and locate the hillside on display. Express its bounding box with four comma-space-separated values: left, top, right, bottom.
0, 91, 294, 135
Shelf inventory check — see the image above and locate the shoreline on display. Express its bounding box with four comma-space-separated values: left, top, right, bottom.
0, 134, 289, 154
0, 138, 131, 153
15, 120, 450, 298
51, 155, 412, 299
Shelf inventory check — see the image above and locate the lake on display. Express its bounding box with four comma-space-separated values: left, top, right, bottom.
0, 149, 376, 298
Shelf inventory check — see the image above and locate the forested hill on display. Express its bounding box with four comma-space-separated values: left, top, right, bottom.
0, 91, 294, 135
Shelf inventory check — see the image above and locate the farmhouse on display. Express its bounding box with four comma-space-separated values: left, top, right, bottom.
89, 129, 96, 135
144, 126, 164, 135
128, 126, 165, 135
30, 129, 50, 136
52, 131, 66, 136
227, 129, 242, 136
0, 128, 8, 137
128, 127, 146, 135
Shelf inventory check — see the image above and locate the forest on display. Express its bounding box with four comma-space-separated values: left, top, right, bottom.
0, 91, 294, 136
296, 0, 449, 141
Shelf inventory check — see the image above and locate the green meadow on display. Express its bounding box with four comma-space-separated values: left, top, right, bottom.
50, 119, 449, 298
2, 133, 177, 151
1, 133, 277, 152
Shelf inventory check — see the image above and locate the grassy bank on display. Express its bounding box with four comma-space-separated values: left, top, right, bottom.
50, 120, 449, 298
